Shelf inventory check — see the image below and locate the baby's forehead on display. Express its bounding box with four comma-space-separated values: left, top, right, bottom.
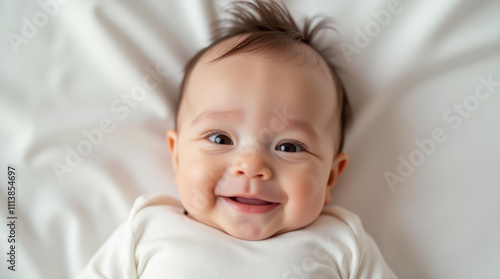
196, 34, 333, 81
183, 35, 341, 130
189, 40, 338, 114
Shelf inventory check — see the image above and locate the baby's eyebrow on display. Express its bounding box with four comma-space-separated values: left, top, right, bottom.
190, 110, 243, 126
285, 119, 320, 140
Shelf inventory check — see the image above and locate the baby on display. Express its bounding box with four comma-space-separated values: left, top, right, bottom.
78, 0, 396, 278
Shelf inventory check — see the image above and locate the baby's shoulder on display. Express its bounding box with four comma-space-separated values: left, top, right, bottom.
127, 194, 185, 226
310, 206, 397, 278
308, 205, 370, 254
130, 194, 183, 212
319, 205, 364, 231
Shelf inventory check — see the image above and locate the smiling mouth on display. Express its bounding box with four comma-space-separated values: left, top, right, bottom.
229, 196, 273, 205
222, 196, 280, 213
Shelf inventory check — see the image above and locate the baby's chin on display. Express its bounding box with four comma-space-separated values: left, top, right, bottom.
219, 222, 297, 241
190, 213, 284, 241
184, 204, 314, 241
224, 225, 275, 241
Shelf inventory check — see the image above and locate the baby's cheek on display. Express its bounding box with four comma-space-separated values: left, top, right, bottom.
178, 159, 218, 214
285, 170, 325, 225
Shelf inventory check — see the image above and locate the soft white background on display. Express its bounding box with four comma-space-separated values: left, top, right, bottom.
1, 0, 499, 278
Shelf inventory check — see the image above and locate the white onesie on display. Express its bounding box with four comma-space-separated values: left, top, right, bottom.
78, 194, 397, 278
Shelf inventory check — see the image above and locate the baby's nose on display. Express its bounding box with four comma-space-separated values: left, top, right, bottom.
229, 150, 272, 180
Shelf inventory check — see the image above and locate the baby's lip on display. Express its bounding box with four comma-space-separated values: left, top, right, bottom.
221, 196, 281, 214
222, 195, 280, 205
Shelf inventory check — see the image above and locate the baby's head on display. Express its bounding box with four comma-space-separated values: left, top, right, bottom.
167, 0, 350, 240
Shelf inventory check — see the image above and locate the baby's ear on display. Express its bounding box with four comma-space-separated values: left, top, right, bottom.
166, 130, 179, 179
324, 152, 349, 205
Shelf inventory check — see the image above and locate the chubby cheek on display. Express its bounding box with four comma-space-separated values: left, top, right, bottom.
283, 166, 326, 228
176, 151, 222, 215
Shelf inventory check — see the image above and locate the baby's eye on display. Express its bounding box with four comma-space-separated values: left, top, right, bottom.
275, 142, 305, 153
208, 133, 233, 145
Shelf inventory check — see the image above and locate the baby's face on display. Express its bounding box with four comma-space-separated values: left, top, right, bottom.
168, 42, 348, 240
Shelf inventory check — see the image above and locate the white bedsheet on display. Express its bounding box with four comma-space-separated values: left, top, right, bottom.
1, 0, 499, 278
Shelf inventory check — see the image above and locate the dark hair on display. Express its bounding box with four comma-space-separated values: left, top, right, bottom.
176, 0, 351, 154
